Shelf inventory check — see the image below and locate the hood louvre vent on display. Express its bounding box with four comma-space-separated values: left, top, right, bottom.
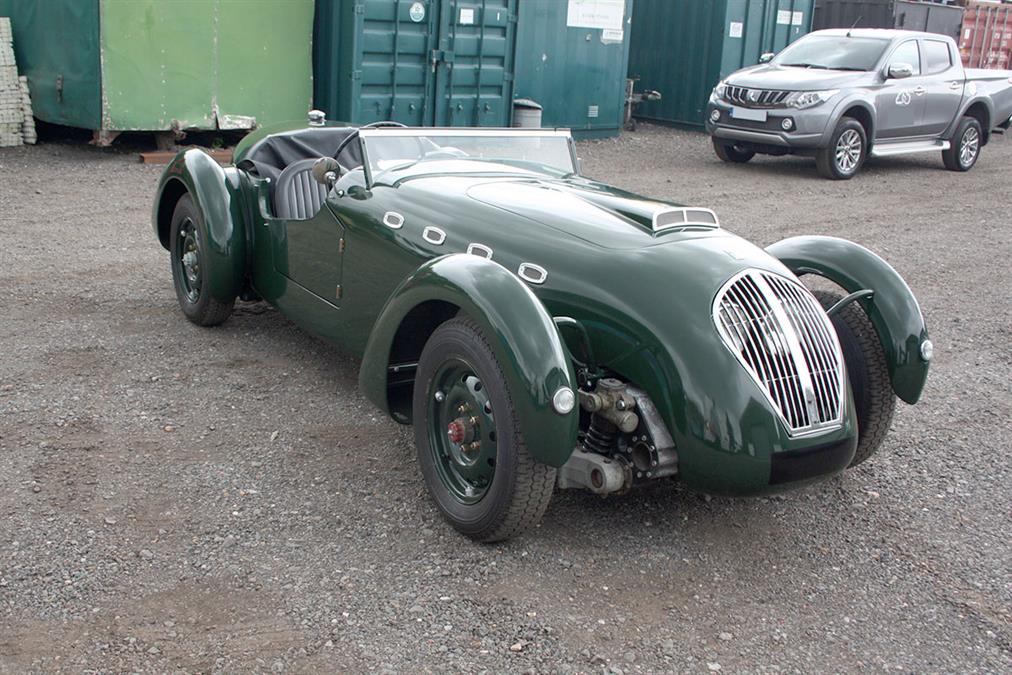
653, 207, 719, 232
714, 270, 845, 437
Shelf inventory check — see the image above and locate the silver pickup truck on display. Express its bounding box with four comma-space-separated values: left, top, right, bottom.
705, 29, 1012, 179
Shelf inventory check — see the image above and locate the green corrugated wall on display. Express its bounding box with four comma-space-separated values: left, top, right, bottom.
0, 0, 314, 132
629, 0, 814, 127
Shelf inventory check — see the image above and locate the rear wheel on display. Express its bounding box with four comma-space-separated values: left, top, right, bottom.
815, 291, 895, 467
169, 194, 234, 326
712, 138, 755, 163
942, 116, 982, 171
412, 318, 555, 542
816, 118, 866, 180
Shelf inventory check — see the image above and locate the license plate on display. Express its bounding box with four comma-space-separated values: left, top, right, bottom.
730, 107, 768, 122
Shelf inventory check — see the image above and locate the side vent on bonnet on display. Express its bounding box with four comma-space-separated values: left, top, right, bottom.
653, 207, 719, 233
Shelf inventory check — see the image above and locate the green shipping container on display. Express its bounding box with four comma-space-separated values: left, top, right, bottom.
514, 0, 633, 138
0, 0, 314, 136
313, 0, 518, 127
628, 0, 813, 128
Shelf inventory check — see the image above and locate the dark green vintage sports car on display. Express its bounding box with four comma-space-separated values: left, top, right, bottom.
152, 116, 932, 541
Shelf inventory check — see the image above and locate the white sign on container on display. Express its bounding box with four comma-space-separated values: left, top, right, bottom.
566, 0, 625, 31
729, 21, 743, 38
777, 10, 791, 25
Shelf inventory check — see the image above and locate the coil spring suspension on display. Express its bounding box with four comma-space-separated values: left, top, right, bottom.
582, 414, 619, 454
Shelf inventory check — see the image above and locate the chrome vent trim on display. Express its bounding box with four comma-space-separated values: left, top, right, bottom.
724, 85, 790, 108
714, 270, 845, 437
653, 207, 719, 232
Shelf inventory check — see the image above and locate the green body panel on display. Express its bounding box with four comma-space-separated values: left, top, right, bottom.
628, 0, 813, 127
513, 0, 633, 138
360, 254, 579, 468
0, 0, 102, 128
0, 0, 312, 132
765, 235, 930, 404
313, 0, 517, 127
152, 125, 936, 496
152, 149, 247, 304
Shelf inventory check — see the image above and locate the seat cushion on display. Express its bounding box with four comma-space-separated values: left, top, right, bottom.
275, 158, 330, 220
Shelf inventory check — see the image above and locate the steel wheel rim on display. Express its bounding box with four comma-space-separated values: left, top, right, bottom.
959, 126, 979, 166
835, 129, 862, 174
427, 358, 498, 504
175, 217, 202, 303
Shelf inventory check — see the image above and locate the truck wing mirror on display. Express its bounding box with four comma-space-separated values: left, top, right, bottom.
758, 52, 775, 64
887, 63, 914, 79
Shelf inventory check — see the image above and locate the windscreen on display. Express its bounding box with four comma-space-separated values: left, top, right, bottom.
361, 131, 577, 182
774, 36, 890, 71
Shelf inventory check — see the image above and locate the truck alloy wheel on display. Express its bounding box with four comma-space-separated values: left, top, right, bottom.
943, 116, 983, 172
412, 318, 555, 542
817, 118, 866, 180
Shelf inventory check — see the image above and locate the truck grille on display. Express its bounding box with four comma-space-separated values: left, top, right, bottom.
724, 85, 789, 108
714, 270, 845, 436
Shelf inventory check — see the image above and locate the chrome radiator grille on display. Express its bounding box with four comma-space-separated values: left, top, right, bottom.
714, 270, 845, 436
724, 85, 789, 107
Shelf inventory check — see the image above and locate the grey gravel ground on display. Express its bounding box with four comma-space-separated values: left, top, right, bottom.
1, 124, 1010, 673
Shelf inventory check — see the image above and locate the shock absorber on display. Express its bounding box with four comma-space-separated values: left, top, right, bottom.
582, 414, 618, 454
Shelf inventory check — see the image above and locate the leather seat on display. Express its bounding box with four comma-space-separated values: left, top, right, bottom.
275, 158, 330, 220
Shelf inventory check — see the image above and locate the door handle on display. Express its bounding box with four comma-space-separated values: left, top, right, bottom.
913, 86, 926, 96
948, 81, 962, 90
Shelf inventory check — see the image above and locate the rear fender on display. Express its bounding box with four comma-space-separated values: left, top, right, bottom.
360, 254, 579, 467
766, 236, 930, 404
151, 149, 247, 303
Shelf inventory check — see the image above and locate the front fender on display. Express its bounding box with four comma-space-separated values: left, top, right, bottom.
151, 149, 247, 304
766, 236, 929, 404
359, 254, 579, 468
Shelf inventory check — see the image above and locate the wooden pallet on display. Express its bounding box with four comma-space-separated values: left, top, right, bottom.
139, 148, 234, 165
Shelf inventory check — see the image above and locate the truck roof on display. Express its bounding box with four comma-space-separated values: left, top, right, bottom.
809, 28, 952, 42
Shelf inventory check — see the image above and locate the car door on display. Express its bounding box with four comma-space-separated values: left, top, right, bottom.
875, 39, 927, 139
918, 38, 964, 137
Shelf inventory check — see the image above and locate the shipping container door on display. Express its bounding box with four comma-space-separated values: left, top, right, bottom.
356, 0, 438, 125
433, 0, 517, 126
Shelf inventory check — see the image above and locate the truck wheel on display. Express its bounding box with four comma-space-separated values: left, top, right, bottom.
816, 118, 866, 180
814, 291, 895, 467
413, 318, 555, 542
712, 138, 755, 163
942, 116, 982, 171
169, 194, 235, 326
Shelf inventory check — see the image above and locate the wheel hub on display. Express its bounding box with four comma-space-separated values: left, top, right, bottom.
427, 361, 498, 504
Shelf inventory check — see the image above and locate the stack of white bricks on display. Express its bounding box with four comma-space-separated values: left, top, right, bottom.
0, 17, 33, 147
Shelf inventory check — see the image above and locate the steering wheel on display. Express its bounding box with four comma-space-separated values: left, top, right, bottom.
333, 121, 407, 172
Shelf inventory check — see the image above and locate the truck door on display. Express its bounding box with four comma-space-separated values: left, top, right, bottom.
918, 39, 964, 137
875, 39, 927, 139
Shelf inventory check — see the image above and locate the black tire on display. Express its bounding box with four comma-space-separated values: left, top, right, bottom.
942, 116, 982, 172
816, 117, 867, 180
814, 291, 895, 467
712, 137, 755, 163
169, 194, 234, 326
412, 318, 555, 542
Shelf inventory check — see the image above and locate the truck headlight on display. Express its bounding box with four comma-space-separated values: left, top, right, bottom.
713, 80, 728, 99
784, 89, 839, 109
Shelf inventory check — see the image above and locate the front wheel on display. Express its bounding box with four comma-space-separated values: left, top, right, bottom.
816, 118, 866, 180
169, 194, 235, 326
712, 138, 755, 163
942, 116, 982, 171
412, 318, 555, 542
814, 291, 896, 467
